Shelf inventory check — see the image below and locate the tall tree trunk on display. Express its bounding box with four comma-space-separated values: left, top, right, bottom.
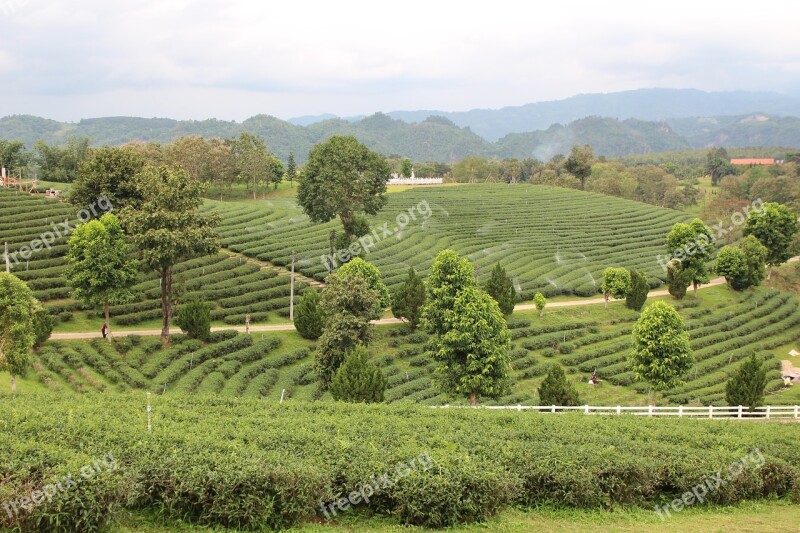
104, 300, 111, 341
693, 281, 698, 297
10, 373, 16, 393
766, 265, 772, 281
469, 392, 477, 406
604, 293, 609, 308
160, 267, 173, 344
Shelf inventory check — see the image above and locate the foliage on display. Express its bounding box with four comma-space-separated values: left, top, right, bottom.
666, 258, 694, 300
533, 292, 546, 316
601, 267, 631, 305
625, 269, 649, 311
230, 132, 273, 200
65, 213, 138, 333
33, 136, 90, 183
70, 146, 146, 210
628, 301, 693, 401
705, 147, 738, 186
564, 144, 594, 190
400, 157, 413, 178
482, 262, 516, 315
0, 273, 37, 392
538, 364, 582, 406
422, 249, 477, 336
725, 353, 768, 411
429, 286, 511, 405
174, 299, 212, 341
120, 166, 221, 342
329, 346, 387, 403
298, 135, 391, 237
337, 257, 391, 308
31, 305, 54, 347
715, 246, 749, 290
294, 290, 323, 340
286, 151, 297, 186
315, 272, 383, 388
739, 235, 769, 288
744, 202, 799, 268
391, 267, 426, 329
665, 218, 714, 294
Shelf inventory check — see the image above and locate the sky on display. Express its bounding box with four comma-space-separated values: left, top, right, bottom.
1, 0, 800, 122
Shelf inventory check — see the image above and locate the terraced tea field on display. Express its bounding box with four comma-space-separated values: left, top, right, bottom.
19, 286, 800, 407
209, 184, 690, 298
0, 190, 306, 328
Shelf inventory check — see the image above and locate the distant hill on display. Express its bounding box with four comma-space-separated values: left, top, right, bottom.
387, 88, 800, 141
3, 109, 800, 163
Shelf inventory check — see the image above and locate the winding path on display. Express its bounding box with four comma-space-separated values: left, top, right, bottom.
50, 256, 799, 340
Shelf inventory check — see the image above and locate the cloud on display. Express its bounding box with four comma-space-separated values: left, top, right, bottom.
1, 0, 799, 121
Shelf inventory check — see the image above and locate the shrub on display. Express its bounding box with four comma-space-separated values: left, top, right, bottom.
330, 347, 387, 403
294, 290, 323, 340
625, 269, 649, 311
32, 306, 54, 347
538, 364, 581, 406
173, 300, 211, 341
725, 353, 768, 411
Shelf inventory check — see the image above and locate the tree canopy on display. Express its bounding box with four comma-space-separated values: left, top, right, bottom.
743, 202, 798, 273
0, 273, 37, 393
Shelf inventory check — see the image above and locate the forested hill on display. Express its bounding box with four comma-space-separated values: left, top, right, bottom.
3, 111, 800, 163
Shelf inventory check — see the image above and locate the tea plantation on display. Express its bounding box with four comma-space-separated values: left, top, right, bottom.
207, 184, 689, 297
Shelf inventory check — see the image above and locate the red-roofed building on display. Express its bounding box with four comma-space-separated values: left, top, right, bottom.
730, 158, 777, 166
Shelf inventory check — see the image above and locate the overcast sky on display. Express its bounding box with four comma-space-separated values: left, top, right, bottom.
1, 0, 799, 122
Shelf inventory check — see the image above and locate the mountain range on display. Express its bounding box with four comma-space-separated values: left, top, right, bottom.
2, 89, 800, 162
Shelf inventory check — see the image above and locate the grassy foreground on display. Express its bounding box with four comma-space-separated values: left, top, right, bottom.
1, 394, 798, 531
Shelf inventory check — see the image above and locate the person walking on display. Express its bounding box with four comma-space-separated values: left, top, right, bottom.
101, 322, 108, 340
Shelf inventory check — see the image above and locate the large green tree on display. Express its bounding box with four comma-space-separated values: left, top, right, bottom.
231, 133, 273, 200
329, 347, 387, 403
315, 272, 383, 388
666, 218, 714, 297
430, 286, 511, 406
297, 135, 391, 238
625, 269, 649, 311
0, 273, 37, 393
725, 354, 768, 411
337, 257, 391, 308
739, 235, 769, 288
391, 266, 426, 330
601, 267, 631, 308
705, 147, 737, 186
714, 246, 749, 290
743, 202, 799, 278
286, 151, 297, 187
421, 249, 476, 336
294, 290, 324, 340
564, 144, 594, 190
120, 166, 220, 343
482, 262, 516, 315
628, 301, 693, 405
538, 364, 581, 406
65, 213, 139, 339
70, 146, 146, 210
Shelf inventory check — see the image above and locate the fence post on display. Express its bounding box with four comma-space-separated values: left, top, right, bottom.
551, 405, 556, 413
678, 405, 683, 418
517, 404, 522, 412
738, 405, 743, 419
616, 405, 621, 415
146, 393, 152, 433
794, 406, 799, 419
648, 405, 653, 417
766, 405, 771, 419
708, 405, 713, 419
584, 405, 589, 415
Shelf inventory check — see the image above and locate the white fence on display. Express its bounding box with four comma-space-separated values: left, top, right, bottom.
387, 177, 443, 185
435, 405, 800, 420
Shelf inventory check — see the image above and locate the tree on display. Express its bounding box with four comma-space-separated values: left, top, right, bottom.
430, 286, 511, 406
70, 146, 146, 210
725, 353, 768, 411
625, 269, 649, 311
315, 272, 383, 388
421, 249, 476, 336
739, 235, 769, 288
400, 157, 413, 178
564, 144, 594, 190
329, 347, 387, 403
298, 135, 391, 238
337, 257, 391, 309
294, 290, 324, 340
666, 218, 714, 296
0, 273, 37, 393
538, 364, 581, 406
601, 267, 631, 308
743, 202, 799, 278
715, 246, 749, 290
270, 156, 285, 190
705, 147, 737, 186
666, 259, 693, 300
286, 151, 297, 187
628, 301, 693, 405
31, 306, 54, 347
120, 166, 220, 344
533, 292, 547, 317
482, 262, 516, 315
65, 213, 139, 340
231, 133, 272, 200
391, 267, 426, 330
174, 299, 211, 341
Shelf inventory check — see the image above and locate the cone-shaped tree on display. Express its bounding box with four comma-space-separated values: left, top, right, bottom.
0, 273, 37, 393
533, 292, 547, 317
538, 364, 581, 406
483, 262, 516, 316
174, 299, 211, 341
330, 347, 387, 403
625, 269, 649, 311
725, 354, 768, 411
294, 290, 323, 340
391, 266, 426, 330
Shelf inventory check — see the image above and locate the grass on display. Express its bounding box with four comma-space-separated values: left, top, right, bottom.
110, 501, 800, 532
